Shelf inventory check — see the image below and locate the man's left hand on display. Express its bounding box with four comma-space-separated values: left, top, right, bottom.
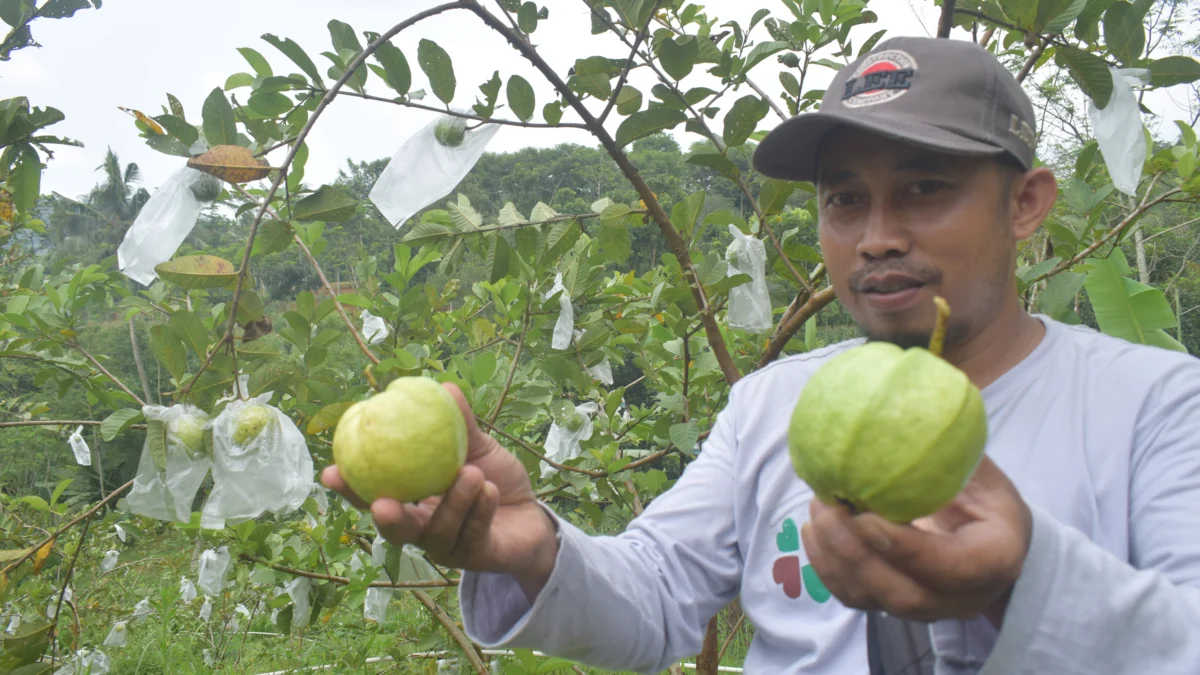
800, 455, 1034, 628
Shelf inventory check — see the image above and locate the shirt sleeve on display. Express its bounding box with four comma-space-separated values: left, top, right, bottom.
457, 388, 745, 675
979, 362, 1200, 675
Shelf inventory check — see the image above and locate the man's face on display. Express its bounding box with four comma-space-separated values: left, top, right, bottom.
815, 127, 1021, 350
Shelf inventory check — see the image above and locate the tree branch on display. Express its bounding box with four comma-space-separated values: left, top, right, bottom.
413, 590, 488, 675
128, 318, 154, 405
477, 417, 605, 477
599, 0, 660, 125
468, 0, 742, 385
68, 341, 146, 407
487, 285, 531, 425
759, 286, 838, 368
314, 87, 588, 129
237, 554, 457, 588
2, 479, 134, 576
937, 0, 957, 38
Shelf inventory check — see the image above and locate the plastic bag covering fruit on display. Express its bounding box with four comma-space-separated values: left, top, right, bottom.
126, 404, 213, 524
1087, 67, 1151, 197
433, 115, 467, 147
190, 174, 222, 202
333, 376, 468, 504
541, 401, 598, 479
116, 166, 208, 286
100, 550, 119, 574
197, 546, 231, 596
200, 393, 315, 529
368, 115, 501, 230
542, 272, 574, 350
360, 309, 390, 345
786, 297, 988, 523
724, 224, 772, 333
68, 425, 91, 466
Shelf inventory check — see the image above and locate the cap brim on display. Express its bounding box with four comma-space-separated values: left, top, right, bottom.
751, 111, 1007, 183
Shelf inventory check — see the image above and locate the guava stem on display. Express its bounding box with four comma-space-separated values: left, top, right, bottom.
836, 496, 862, 515
929, 296, 951, 357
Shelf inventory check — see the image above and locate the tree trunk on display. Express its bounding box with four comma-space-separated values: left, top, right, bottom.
1135, 228, 1150, 284
129, 317, 154, 405
695, 615, 721, 675
91, 426, 106, 502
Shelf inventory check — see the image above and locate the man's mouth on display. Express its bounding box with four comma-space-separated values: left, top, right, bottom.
860, 274, 927, 295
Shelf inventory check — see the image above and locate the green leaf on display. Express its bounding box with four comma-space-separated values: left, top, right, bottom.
149, 324, 188, 382
723, 94, 769, 148
238, 47, 274, 77
224, 72, 255, 90
1102, 1, 1145, 67
1083, 249, 1185, 351
685, 150, 741, 181
146, 419, 168, 471
1054, 45, 1113, 109
474, 70, 502, 117
10, 144, 41, 215
293, 185, 357, 222
614, 108, 686, 148
1074, 0, 1115, 43
417, 39, 456, 105
146, 134, 191, 158
1147, 55, 1200, 88
170, 309, 211, 359
101, 409, 143, 441
262, 33, 325, 89
234, 289, 265, 323
156, 255, 238, 290
248, 91, 292, 117
1033, 0, 1075, 31
543, 101, 563, 125
1042, 0, 1088, 33
202, 87, 237, 147
658, 35, 699, 80
328, 19, 362, 55
487, 234, 513, 283
597, 218, 631, 264
518, 1, 539, 32
669, 420, 699, 452
615, 85, 642, 115
670, 190, 705, 236
154, 114, 199, 147
1037, 271, 1085, 318
740, 40, 791, 74
373, 40, 411, 95
307, 401, 353, 435
252, 218, 295, 256
998, 0, 1038, 29
759, 178, 796, 217
506, 74, 535, 122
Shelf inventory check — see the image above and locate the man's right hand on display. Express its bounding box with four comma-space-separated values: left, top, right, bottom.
320, 381, 559, 603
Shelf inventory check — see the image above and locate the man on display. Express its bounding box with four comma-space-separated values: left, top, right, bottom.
322, 36, 1200, 674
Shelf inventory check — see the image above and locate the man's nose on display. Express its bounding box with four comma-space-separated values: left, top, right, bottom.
855, 203, 910, 260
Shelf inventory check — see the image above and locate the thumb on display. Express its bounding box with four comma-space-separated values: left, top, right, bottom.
440, 381, 491, 446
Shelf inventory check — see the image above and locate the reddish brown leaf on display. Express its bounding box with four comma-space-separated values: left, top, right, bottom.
187, 144, 271, 183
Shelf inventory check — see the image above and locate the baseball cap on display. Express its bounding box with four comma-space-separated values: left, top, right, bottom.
751, 36, 1038, 183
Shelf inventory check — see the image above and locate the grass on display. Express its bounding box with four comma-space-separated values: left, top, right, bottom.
15, 523, 753, 675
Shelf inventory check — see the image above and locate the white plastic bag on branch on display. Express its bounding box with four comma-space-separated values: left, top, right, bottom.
541, 401, 598, 479
103, 621, 127, 647
369, 114, 502, 230
724, 224, 773, 333
363, 587, 392, 623
68, 425, 91, 466
53, 648, 110, 675
6, 614, 20, 634
197, 546, 231, 596
100, 550, 119, 574
542, 272, 574, 350
360, 309, 390, 346
199, 595, 212, 622
131, 597, 151, 620
179, 577, 197, 603
285, 576, 312, 629
437, 658, 463, 675
114, 524, 126, 544
1087, 67, 1152, 197
587, 357, 613, 386
200, 393, 315, 530
116, 166, 210, 286
46, 587, 71, 619
126, 403, 212, 524
397, 544, 440, 583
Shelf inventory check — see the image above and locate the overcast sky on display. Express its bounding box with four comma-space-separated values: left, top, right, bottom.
4, 0, 1194, 200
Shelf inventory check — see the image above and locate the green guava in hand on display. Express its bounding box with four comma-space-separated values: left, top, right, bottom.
171, 415, 209, 459
332, 376, 468, 504
232, 404, 272, 446
433, 118, 466, 147
786, 297, 988, 523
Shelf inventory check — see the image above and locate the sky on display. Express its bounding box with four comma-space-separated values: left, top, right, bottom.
3, 0, 1195, 200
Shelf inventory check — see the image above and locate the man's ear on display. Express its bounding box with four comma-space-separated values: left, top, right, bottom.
1009, 166, 1058, 242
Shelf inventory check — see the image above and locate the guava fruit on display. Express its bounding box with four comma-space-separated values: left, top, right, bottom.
232, 404, 272, 446
433, 118, 466, 147
786, 297, 988, 523
564, 412, 585, 433
171, 414, 209, 459
332, 376, 469, 504
190, 174, 222, 202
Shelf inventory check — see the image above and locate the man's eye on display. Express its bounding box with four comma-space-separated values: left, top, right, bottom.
826, 192, 860, 207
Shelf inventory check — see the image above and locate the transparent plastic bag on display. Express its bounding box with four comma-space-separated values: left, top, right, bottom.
103, 621, 127, 647
1087, 67, 1152, 196
542, 272, 574, 350
53, 648, 110, 675
437, 658, 463, 675
364, 587, 391, 623
587, 356, 613, 386
369, 115, 502, 231
46, 587, 71, 619
114, 524, 126, 544
116, 166, 209, 286
200, 393, 315, 530
126, 404, 212, 524
131, 597, 151, 620
6, 613, 20, 634
397, 544, 440, 582
197, 546, 231, 596
68, 425, 91, 466
541, 402, 598, 478
285, 576, 312, 629
100, 550, 118, 574
180, 577, 197, 603
724, 224, 773, 333
360, 309, 390, 346
199, 595, 212, 622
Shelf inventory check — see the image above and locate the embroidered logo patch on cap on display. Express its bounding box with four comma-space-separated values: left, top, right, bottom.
840, 49, 917, 108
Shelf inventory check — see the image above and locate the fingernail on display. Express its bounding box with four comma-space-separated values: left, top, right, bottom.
861, 522, 891, 552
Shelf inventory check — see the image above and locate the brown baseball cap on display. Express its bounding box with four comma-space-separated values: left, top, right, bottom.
751, 36, 1038, 183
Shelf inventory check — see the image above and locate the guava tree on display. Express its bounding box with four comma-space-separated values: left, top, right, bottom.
2, 0, 1199, 673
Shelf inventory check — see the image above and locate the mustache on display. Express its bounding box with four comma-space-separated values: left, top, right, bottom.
848, 259, 943, 290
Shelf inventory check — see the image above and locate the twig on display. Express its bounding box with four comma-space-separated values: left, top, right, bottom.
470, 0, 741, 386
1016, 39, 1046, 84
2, 479, 133, 576
477, 417, 605, 477
0, 419, 146, 430
68, 341, 146, 407
47, 518, 90, 668
129, 318, 154, 405
412, 591, 488, 675
937, 0, 957, 38
744, 76, 789, 122
237, 554, 457, 588
759, 286, 838, 367
313, 87, 587, 129
1029, 186, 1182, 285
717, 610, 747, 663
487, 285, 531, 425
599, 0, 660, 125
182, 0, 473, 394
254, 135, 300, 158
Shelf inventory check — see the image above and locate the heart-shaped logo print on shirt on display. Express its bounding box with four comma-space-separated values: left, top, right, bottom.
776, 518, 800, 553
772, 556, 802, 599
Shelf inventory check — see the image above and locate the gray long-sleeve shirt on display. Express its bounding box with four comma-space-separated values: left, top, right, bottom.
458, 315, 1200, 674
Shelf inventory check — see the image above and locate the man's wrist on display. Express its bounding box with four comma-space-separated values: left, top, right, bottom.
513, 503, 560, 604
